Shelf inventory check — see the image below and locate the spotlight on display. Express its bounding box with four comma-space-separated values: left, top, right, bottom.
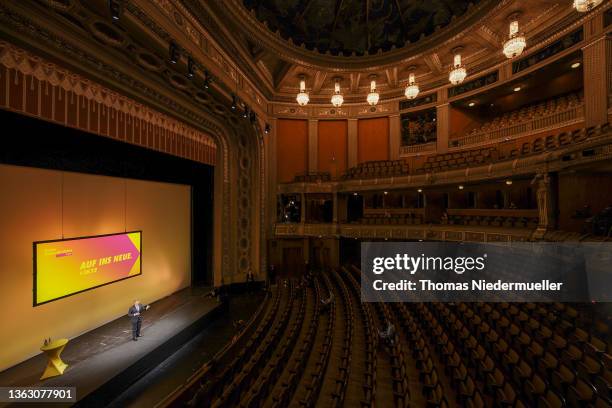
169, 42, 179, 64
187, 57, 195, 78
384, 191, 388, 195
264, 123, 270, 134
506, 179, 513, 185
571, 62, 581, 69
458, 185, 464, 190
513, 86, 521, 92
417, 188, 423, 193
109, 0, 121, 21
242, 105, 249, 119
353, 192, 358, 196
231, 94, 237, 111
468, 102, 475, 107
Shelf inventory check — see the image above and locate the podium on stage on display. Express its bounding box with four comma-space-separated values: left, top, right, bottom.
40, 338, 69, 380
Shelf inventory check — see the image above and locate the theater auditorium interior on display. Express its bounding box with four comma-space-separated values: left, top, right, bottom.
0, 0, 612, 407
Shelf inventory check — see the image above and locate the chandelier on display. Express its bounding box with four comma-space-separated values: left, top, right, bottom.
296, 75, 309, 106
331, 78, 344, 107
503, 20, 526, 59
573, 0, 603, 12
404, 72, 419, 99
449, 53, 467, 85
366, 76, 379, 106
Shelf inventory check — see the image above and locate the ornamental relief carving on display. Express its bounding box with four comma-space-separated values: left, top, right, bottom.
274, 105, 308, 116
0, 2, 266, 284
144, 0, 266, 109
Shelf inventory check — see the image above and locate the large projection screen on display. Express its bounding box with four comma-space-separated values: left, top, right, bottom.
34, 231, 142, 306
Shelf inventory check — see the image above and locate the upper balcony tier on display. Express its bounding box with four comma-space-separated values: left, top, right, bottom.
279, 123, 612, 193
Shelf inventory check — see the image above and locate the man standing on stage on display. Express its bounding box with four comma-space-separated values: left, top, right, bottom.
128, 300, 150, 341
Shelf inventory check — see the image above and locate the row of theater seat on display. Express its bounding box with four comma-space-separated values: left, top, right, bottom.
419, 146, 497, 174
290, 124, 609, 183
163, 266, 611, 408
443, 213, 539, 229
418, 123, 609, 175
468, 92, 584, 136
211, 283, 295, 407
267, 280, 319, 407
358, 213, 424, 225
343, 160, 409, 180
294, 173, 332, 183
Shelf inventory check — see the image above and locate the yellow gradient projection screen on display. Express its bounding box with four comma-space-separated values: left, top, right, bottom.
34, 231, 142, 306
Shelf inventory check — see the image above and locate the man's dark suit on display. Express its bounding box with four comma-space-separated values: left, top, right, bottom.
128, 304, 149, 340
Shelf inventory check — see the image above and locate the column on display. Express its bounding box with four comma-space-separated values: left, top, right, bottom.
347, 118, 358, 167
436, 103, 450, 154
389, 114, 401, 160
332, 192, 338, 223
300, 192, 306, 224
308, 119, 318, 172
266, 118, 278, 237
582, 13, 608, 127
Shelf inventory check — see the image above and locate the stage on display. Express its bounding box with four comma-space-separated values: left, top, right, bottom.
0, 287, 223, 407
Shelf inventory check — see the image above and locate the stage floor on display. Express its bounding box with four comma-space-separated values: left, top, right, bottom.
0, 287, 221, 407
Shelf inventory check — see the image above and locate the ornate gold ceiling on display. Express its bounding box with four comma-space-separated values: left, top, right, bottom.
241, 0, 483, 56
191, 0, 583, 104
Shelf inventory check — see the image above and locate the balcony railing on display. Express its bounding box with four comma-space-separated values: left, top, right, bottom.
399, 141, 436, 156
274, 222, 534, 242
450, 105, 584, 148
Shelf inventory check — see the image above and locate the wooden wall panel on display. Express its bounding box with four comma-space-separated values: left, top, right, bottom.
558, 173, 612, 232
449, 107, 480, 140
318, 120, 347, 179
277, 119, 308, 183
358, 117, 389, 163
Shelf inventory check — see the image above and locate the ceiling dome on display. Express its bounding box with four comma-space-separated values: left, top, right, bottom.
242, 0, 481, 56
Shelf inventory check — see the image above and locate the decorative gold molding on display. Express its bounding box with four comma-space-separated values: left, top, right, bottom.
0, 41, 216, 164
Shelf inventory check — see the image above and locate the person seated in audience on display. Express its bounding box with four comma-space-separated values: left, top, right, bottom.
573, 204, 591, 218
320, 293, 334, 312
204, 287, 218, 298
441, 211, 448, 224
230, 319, 246, 344
378, 320, 396, 349
268, 264, 276, 285
246, 268, 255, 292
233, 319, 245, 332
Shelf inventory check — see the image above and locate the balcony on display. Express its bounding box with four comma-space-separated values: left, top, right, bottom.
274, 222, 534, 242
450, 105, 584, 148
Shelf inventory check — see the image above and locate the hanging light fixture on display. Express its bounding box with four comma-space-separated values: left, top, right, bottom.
503, 16, 526, 59
449, 48, 467, 85
404, 69, 419, 100
366, 75, 379, 106
296, 75, 309, 106
331, 77, 344, 107
573, 0, 603, 12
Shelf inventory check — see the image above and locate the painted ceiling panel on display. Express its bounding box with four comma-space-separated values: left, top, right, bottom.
242, 0, 479, 55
